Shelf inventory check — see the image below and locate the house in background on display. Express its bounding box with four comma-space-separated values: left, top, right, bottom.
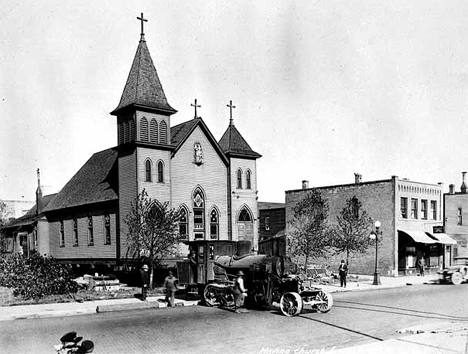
1, 170, 55, 257
286, 174, 455, 276
258, 202, 286, 256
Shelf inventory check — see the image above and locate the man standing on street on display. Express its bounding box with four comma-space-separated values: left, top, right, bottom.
164, 270, 178, 307
140, 264, 150, 301
339, 260, 348, 288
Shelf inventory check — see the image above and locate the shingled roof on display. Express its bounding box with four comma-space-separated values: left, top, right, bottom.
111, 39, 176, 115
171, 119, 199, 146
43, 148, 119, 212
218, 124, 261, 159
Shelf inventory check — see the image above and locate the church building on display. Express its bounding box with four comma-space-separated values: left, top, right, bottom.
2, 15, 261, 281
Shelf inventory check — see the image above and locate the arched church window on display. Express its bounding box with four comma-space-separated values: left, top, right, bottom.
104, 214, 111, 245
150, 118, 158, 143
237, 169, 242, 189
145, 160, 152, 182
73, 218, 79, 246
87, 215, 94, 246
159, 120, 167, 144
238, 208, 252, 222
157, 161, 164, 183
246, 170, 252, 189
193, 188, 205, 239
140, 117, 149, 142
210, 208, 219, 240
179, 207, 188, 240
59, 220, 65, 247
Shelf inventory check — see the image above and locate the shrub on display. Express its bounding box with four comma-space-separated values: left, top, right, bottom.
0, 251, 78, 299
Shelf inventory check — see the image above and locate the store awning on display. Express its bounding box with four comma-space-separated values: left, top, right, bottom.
428, 233, 457, 245
398, 229, 437, 244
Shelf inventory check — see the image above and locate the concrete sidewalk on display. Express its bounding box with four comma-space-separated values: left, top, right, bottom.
311, 273, 441, 293
0, 294, 200, 321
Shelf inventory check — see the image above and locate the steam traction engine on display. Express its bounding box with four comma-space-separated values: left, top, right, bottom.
203, 254, 333, 316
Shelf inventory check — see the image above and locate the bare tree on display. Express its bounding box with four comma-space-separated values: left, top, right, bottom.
288, 189, 332, 270
124, 189, 181, 287
331, 196, 373, 264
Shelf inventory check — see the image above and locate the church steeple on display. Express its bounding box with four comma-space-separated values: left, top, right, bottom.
218, 100, 261, 159
111, 13, 176, 116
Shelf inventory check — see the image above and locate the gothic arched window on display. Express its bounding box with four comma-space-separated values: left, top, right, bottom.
246, 170, 252, 189
157, 161, 164, 183
237, 169, 242, 189
210, 208, 219, 240
193, 188, 205, 239
150, 118, 158, 143
145, 159, 152, 182
140, 117, 149, 142
159, 120, 167, 144
238, 208, 252, 222
179, 207, 188, 240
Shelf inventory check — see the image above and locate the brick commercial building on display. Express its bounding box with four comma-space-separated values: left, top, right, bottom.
443, 173, 468, 259
2, 15, 261, 281
285, 174, 456, 276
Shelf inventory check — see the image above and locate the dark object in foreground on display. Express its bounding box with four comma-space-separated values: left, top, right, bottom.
203, 254, 333, 316
55, 331, 94, 353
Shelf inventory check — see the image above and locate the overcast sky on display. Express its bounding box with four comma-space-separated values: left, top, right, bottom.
1, 0, 468, 203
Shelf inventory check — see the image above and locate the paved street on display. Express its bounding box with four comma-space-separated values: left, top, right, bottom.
1, 283, 467, 354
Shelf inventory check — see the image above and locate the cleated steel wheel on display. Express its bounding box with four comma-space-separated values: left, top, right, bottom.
451, 272, 463, 285
280, 292, 303, 317
314, 290, 333, 313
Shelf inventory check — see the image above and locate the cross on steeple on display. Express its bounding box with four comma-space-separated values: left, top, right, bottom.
191, 99, 201, 119
137, 13, 148, 41
227, 100, 236, 125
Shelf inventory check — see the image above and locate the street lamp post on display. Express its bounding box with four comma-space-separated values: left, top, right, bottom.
369, 220, 382, 285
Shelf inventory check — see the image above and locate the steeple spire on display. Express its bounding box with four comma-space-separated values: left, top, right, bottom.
111, 13, 176, 116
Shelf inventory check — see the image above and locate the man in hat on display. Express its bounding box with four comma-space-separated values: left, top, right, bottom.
140, 264, 150, 300
233, 270, 247, 313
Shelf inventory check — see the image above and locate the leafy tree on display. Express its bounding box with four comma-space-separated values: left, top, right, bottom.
124, 189, 181, 287
288, 189, 332, 270
331, 196, 373, 264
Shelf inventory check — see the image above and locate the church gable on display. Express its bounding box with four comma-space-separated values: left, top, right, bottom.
171, 118, 228, 166
172, 125, 226, 170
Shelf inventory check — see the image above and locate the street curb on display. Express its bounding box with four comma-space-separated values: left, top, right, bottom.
96, 301, 160, 313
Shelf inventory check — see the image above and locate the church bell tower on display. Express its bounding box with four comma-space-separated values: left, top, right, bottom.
110, 13, 177, 252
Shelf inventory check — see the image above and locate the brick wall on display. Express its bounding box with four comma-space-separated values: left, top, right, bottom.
286, 180, 396, 275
